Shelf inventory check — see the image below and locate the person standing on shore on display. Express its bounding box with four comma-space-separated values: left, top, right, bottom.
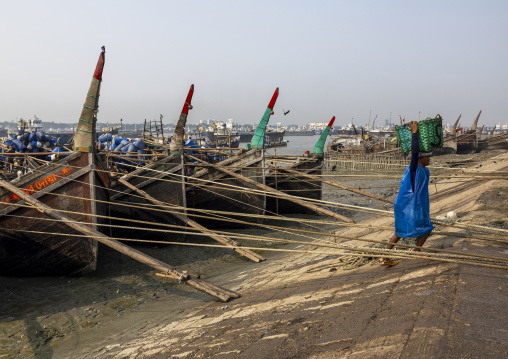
380, 121, 433, 265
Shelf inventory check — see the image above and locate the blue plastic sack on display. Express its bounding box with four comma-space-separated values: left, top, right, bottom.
394, 164, 434, 238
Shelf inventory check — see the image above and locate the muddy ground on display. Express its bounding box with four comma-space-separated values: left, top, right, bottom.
1, 150, 507, 358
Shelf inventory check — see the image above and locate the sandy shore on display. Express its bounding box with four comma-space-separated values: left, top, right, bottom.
1, 151, 507, 358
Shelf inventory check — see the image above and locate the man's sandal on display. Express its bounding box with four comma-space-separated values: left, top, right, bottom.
380, 259, 399, 266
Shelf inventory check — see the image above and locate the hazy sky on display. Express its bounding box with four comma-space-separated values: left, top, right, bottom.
1, 0, 507, 128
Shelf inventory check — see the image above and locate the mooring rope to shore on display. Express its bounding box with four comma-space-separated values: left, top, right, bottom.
3, 155, 508, 240
4, 157, 508, 240
4, 225, 508, 270
4, 198, 508, 265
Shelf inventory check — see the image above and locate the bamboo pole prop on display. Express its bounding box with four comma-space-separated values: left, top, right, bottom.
212, 166, 355, 223
275, 166, 394, 204
117, 178, 265, 262
0, 178, 240, 302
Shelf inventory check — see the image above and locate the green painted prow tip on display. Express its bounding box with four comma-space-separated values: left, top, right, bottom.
312, 116, 336, 157
251, 87, 279, 150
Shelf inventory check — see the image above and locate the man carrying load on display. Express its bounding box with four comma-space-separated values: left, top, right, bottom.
380, 121, 433, 266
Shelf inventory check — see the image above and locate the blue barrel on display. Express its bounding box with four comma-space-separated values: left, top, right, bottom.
113, 137, 128, 146
133, 140, 145, 149
11, 139, 23, 152
125, 144, 136, 153
99, 133, 113, 143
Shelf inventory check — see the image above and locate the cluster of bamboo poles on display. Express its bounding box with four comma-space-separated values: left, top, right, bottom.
2, 154, 508, 275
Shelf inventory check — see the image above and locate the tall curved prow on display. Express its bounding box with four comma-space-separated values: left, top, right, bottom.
170, 84, 195, 155
450, 114, 461, 136
0, 47, 110, 276
251, 87, 279, 149
74, 46, 105, 152
471, 110, 482, 132
313, 116, 336, 157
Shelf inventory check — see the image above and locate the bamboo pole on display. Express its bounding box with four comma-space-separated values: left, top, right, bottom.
118, 178, 265, 262
212, 166, 355, 223
277, 166, 394, 204
0, 178, 240, 302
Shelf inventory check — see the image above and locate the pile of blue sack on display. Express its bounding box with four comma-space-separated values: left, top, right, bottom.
98, 134, 146, 171
2, 129, 66, 162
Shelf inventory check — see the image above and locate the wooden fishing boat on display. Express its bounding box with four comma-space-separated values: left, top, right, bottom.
184, 88, 281, 228
185, 148, 266, 227
108, 85, 194, 241
0, 48, 110, 276
478, 131, 508, 151
107, 85, 265, 262
264, 116, 335, 215
456, 111, 481, 154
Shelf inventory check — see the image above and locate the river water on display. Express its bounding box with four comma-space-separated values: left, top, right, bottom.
240, 134, 333, 156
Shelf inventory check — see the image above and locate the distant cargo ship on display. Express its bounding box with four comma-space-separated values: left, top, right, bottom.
285, 130, 314, 136
206, 129, 285, 143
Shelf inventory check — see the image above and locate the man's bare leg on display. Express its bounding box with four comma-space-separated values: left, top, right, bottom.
414, 232, 431, 252
380, 234, 401, 263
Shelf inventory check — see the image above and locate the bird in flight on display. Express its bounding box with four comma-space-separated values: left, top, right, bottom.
283, 109, 290, 115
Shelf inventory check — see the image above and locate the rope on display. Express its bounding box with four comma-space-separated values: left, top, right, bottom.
75, 128, 92, 133
5, 199, 507, 268
4, 227, 508, 270
6, 156, 508, 238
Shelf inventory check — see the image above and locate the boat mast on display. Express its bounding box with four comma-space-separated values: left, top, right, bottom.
74, 46, 106, 152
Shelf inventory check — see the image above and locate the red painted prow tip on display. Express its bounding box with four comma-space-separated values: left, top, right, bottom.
267, 87, 279, 110
182, 84, 195, 114
328, 116, 336, 128
93, 47, 106, 81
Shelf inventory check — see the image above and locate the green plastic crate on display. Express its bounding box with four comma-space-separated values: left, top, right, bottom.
395, 115, 443, 155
